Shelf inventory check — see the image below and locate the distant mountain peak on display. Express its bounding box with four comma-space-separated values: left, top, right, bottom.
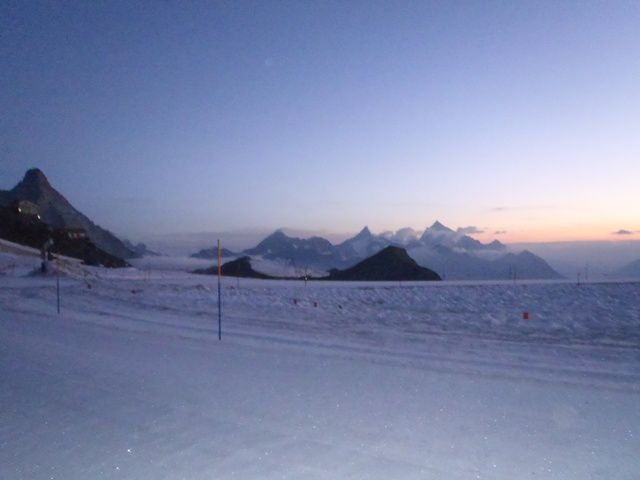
244, 228, 336, 267
336, 225, 388, 260
23, 168, 50, 186
429, 220, 453, 232
420, 220, 456, 243
12, 168, 55, 199
261, 229, 290, 242
355, 226, 372, 238
488, 239, 506, 250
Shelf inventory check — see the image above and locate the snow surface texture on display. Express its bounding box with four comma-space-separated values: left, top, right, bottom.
1, 247, 639, 479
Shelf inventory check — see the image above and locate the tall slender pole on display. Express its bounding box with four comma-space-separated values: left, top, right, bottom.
56, 257, 60, 315
217, 239, 222, 340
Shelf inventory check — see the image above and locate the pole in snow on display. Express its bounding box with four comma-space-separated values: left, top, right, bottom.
56, 257, 60, 315
217, 239, 222, 340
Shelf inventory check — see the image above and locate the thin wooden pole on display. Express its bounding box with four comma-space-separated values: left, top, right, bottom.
56, 257, 60, 315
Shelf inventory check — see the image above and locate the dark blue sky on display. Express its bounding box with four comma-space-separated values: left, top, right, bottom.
2, 1, 639, 242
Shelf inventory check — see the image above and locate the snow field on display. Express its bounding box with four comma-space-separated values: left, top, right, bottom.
1, 249, 639, 479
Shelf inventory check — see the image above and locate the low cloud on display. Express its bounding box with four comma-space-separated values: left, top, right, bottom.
612, 229, 637, 235
494, 230, 507, 235
457, 226, 484, 235
489, 205, 553, 212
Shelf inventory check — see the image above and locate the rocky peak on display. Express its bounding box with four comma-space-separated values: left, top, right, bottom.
12, 168, 56, 200
488, 239, 506, 250
354, 226, 372, 239
1, 168, 136, 259
268, 229, 289, 240
429, 220, 454, 232
23, 168, 51, 186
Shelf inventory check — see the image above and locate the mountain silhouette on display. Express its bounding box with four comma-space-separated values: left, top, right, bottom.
0, 168, 135, 259
327, 246, 441, 281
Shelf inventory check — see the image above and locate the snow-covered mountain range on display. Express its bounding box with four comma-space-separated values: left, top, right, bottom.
211, 222, 562, 280
0, 169, 561, 280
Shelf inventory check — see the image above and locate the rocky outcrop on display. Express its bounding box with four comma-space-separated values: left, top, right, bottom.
326, 246, 441, 281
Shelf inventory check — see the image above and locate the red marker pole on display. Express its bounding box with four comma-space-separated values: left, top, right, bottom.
217, 239, 222, 340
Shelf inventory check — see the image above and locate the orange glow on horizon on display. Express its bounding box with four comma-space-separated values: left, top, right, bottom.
474, 225, 640, 244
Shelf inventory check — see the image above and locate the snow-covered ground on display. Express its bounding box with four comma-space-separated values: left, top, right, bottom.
1, 246, 639, 479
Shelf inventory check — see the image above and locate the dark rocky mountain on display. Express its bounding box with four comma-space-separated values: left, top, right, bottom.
0, 205, 128, 267
615, 259, 640, 278
190, 246, 237, 259
193, 256, 274, 279
0, 169, 135, 259
326, 246, 441, 281
243, 230, 341, 269
0, 190, 10, 206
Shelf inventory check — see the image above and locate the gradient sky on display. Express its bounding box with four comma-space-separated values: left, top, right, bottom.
1, 0, 639, 243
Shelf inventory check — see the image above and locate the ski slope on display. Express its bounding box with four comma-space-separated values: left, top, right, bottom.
1, 248, 639, 479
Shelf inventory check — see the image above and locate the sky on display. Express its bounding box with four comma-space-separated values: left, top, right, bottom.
1, 0, 639, 244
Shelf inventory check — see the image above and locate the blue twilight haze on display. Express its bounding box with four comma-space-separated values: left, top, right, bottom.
1, 1, 639, 242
